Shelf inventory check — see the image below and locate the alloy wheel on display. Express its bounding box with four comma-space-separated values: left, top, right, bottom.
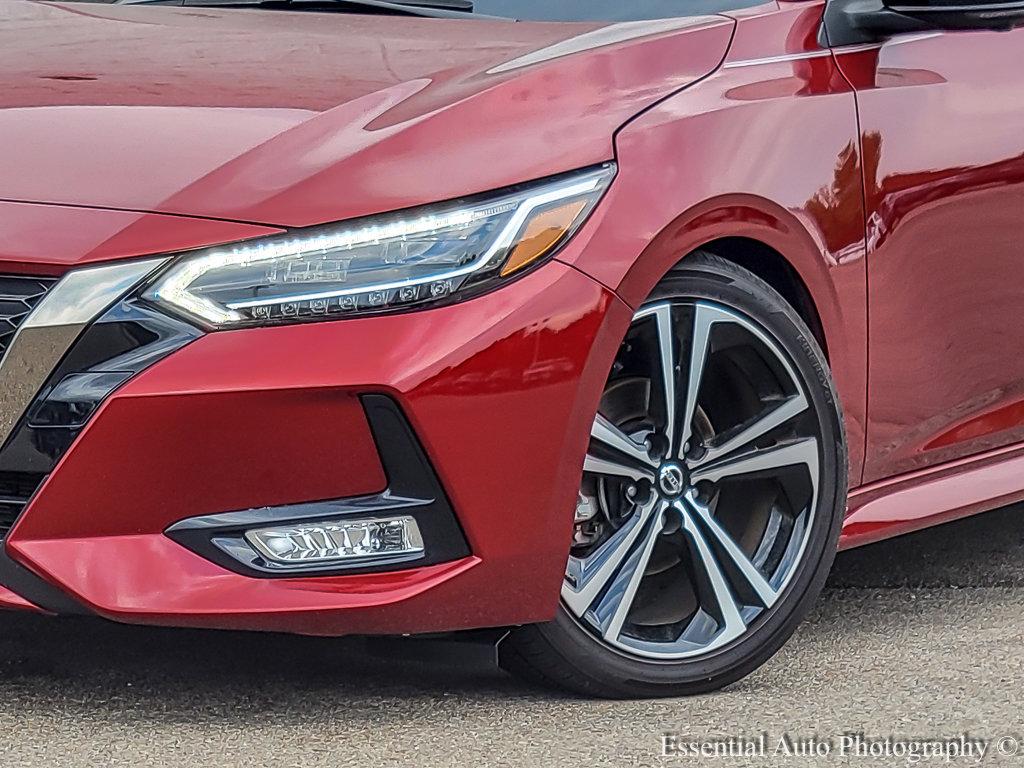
562, 300, 822, 660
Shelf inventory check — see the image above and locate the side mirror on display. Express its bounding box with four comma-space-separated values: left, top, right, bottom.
824, 0, 1024, 46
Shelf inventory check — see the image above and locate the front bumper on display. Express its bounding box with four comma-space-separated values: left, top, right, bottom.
0, 259, 632, 636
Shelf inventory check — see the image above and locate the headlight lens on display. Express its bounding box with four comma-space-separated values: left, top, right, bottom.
145, 164, 615, 327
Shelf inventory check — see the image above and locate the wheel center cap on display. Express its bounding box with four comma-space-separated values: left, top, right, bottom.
658, 463, 687, 497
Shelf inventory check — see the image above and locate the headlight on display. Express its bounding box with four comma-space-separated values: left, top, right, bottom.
144, 164, 615, 328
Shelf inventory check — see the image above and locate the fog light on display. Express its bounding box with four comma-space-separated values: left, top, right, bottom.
245, 516, 424, 565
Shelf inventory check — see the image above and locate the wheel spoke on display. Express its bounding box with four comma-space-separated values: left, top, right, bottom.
583, 453, 655, 483
678, 302, 746, 459
677, 501, 747, 642
562, 499, 660, 618
590, 413, 657, 469
682, 494, 779, 608
635, 303, 678, 454
589, 502, 669, 643
691, 394, 809, 469
690, 436, 819, 486
655, 306, 678, 452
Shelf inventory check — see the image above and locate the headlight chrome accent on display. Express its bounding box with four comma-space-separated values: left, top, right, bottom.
145, 164, 615, 328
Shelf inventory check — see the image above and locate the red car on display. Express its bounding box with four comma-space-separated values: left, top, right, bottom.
0, 0, 1021, 698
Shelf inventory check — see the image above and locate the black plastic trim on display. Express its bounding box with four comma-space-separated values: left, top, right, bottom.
165, 394, 472, 578
0, 546, 88, 614
822, 0, 1024, 46
822, 0, 932, 45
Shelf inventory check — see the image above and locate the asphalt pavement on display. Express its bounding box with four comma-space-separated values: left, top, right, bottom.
1, 504, 1022, 767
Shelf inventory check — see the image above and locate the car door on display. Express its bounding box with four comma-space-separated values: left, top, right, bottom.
827, 23, 1024, 482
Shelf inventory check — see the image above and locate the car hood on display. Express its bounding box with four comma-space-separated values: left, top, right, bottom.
1, 1, 733, 228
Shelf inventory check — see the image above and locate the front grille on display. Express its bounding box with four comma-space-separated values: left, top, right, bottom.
0, 471, 47, 538
0, 276, 58, 358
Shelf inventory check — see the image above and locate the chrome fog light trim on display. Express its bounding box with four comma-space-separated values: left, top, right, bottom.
244, 515, 425, 566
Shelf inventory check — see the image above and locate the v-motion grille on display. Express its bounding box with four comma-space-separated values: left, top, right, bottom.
0, 276, 58, 359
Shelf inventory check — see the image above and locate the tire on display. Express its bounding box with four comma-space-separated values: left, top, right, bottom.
499, 252, 847, 698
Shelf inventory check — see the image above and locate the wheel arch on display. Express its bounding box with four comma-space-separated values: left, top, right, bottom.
607, 195, 842, 327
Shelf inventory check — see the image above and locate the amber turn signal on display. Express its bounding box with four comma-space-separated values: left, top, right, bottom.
500, 199, 590, 277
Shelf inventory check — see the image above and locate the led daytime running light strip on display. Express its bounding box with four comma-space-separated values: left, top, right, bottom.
225, 175, 605, 310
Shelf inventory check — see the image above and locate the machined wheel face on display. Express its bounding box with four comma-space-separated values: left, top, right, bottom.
562, 299, 823, 661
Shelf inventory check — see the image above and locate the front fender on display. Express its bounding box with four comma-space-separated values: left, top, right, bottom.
557, 8, 867, 482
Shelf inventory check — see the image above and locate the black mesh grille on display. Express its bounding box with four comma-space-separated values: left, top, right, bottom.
0, 471, 47, 538
0, 276, 57, 358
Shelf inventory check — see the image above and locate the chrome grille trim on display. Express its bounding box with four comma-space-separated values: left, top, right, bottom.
0, 258, 168, 449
